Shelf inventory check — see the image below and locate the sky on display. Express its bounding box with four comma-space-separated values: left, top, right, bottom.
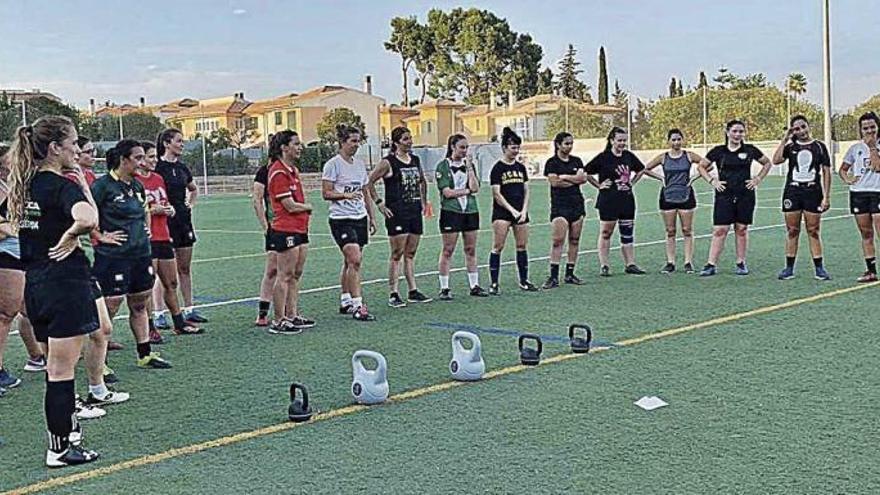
1, 0, 875, 112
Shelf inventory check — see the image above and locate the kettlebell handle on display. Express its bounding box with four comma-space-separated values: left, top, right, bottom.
289, 383, 309, 410
569, 324, 592, 342
518, 333, 542, 355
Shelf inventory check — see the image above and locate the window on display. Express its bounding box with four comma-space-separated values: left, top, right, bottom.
275, 112, 282, 126
286, 111, 298, 131
476, 120, 481, 132
246, 117, 258, 130
424, 120, 433, 135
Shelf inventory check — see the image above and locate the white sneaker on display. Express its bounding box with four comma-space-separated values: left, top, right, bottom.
84, 390, 130, 406
75, 398, 107, 420
46, 444, 100, 468
24, 355, 47, 372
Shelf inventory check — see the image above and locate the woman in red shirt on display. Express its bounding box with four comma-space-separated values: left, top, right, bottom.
137, 141, 201, 339
266, 131, 313, 334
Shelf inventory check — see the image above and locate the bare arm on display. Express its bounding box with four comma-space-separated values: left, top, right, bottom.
466, 159, 480, 194
746, 155, 773, 190
838, 162, 856, 185
186, 182, 198, 207
321, 180, 359, 202
252, 182, 268, 231
772, 136, 790, 165
279, 196, 312, 214
491, 185, 519, 217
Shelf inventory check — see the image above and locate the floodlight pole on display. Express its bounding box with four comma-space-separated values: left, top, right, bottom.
822, 0, 833, 162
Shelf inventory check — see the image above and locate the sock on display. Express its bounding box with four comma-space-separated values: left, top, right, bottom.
867, 257, 877, 274
351, 297, 363, 310
45, 379, 75, 453
172, 313, 186, 330
705, 263, 715, 269
341, 292, 352, 306
136, 342, 152, 359
489, 252, 500, 285
549, 263, 559, 280
516, 250, 529, 284
813, 257, 823, 268
89, 383, 108, 399
786, 256, 796, 269
258, 300, 270, 318
467, 271, 479, 288
439, 275, 450, 290
565, 263, 575, 277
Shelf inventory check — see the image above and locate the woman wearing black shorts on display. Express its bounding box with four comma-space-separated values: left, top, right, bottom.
698, 120, 772, 276
585, 127, 648, 276
92, 140, 171, 370
7, 115, 101, 466
252, 159, 277, 326
155, 128, 206, 323
542, 132, 588, 288
488, 127, 537, 294
643, 129, 704, 274
839, 112, 880, 283
435, 134, 487, 299
772, 115, 832, 281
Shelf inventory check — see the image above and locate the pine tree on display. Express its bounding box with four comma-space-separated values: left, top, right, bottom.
668, 77, 677, 98
676, 79, 684, 97
597, 46, 609, 104
536, 68, 555, 95
697, 71, 709, 88
555, 44, 590, 101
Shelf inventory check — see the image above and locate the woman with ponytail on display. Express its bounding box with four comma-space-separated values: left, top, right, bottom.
839, 111, 880, 282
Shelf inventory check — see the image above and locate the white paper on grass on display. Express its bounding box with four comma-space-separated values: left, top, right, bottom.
634, 396, 668, 411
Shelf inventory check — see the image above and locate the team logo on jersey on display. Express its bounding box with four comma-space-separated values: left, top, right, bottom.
395, 225, 402, 231
738, 153, 748, 160
113, 193, 126, 203
783, 199, 793, 209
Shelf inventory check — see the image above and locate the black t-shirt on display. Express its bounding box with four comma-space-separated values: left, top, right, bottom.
490, 160, 529, 211
254, 164, 271, 223
706, 144, 766, 195
584, 150, 645, 195
383, 154, 423, 217
544, 155, 585, 208
18, 171, 91, 279
782, 140, 830, 185
155, 159, 193, 207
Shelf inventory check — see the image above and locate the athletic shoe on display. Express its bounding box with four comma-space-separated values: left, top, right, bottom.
254, 315, 269, 327
107, 341, 124, 351
407, 289, 433, 303
103, 366, 119, 385
353, 305, 376, 322
74, 399, 107, 420
470, 286, 489, 297
339, 304, 354, 315
599, 265, 611, 277
488, 283, 501, 296
518, 280, 539, 292
84, 390, 130, 406
0, 368, 21, 389
149, 329, 165, 344
46, 444, 100, 468
0, 386, 5, 398
137, 352, 172, 369
388, 293, 407, 308
660, 263, 676, 274
735, 263, 750, 276
814, 266, 832, 281
438, 288, 453, 301
185, 309, 208, 323
173, 324, 203, 335
296, 313, 316, 327
625, 265, 646, 275
778, 266, 795, 280
541, 277, 559, 290
563, 274, 584, 285
154, 313, 171, 330
24, 355, 47, 372
684, 263, 695, 274
289, 316, 316, 330
857, 271, 878, 283
268, 320, 303, 335
699, 265, 717, 277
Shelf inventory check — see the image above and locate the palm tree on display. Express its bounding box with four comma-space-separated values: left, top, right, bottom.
786, 73, 808, 102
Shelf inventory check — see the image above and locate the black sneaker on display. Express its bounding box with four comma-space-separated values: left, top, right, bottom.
407, 289, 433, 303
600, 265, 611, 277
660, 262, 675, 274
488, 283, 501, 296
353, 305, 377, 321
46, 444, 100, 468
684, 262, 695, 274
268, 319, 303, 335
519, 280, 539, 292
625, 264, 646, 275
289, 316, 316, 330
470, 286, 489, 297
563, 274, 584, 285
541, 277, 559, 289
388, 293, 407, 308
438, 288, 453, 301
339, 304, 354, 315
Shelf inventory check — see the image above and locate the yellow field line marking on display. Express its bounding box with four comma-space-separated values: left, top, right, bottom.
7, 281, 877, 495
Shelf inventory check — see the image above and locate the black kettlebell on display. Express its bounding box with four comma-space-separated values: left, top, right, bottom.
288, 383, 313, 423
518, 334, 542, 366
569, 324, 592, 354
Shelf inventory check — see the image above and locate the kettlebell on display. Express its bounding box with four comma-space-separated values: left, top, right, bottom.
450, 331, 485, 381
518, 334, 542, 366
288, 383, 313, 423
569, 324, 592, 354
351, 350, 389, 405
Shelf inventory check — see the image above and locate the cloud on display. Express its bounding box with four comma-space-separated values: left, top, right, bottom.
232, 8, 247, 15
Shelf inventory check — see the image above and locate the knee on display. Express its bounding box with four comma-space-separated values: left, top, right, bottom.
861, 229, 874, 241
786, 225, 801, 239
390, 248, 404, 262
618, 221, 634, 245
441, 245, 456, 259
599, 229, 613, 241
713, 227, 729, 238
279, 267, 297, 284
166, 277, 179, 292
130, 300, 148, 314
403, 249, 417, 262
177, 264, 191, 276
90, 327, 108, 344
266, 267, 278, 280
515, 240, 527, 250
568, 236, 580, 248
0, 310, 15, 327
681, 226, 693, 238
347, 253, 362, 270
665, 227, 677, 239
462, 245, 475, 258
734, 227, 748, 237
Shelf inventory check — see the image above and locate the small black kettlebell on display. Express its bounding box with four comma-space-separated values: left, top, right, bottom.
288, 383, 313, 423
569, 324, 592, 354
518, 334, 542, 366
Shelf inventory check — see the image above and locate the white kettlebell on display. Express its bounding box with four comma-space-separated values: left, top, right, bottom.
450, 331, 485, 381
351, 350, 389, 405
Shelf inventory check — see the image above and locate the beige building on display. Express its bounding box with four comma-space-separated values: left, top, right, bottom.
165, 93, 251, 140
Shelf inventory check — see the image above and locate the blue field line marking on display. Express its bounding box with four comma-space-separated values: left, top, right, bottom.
426, 322, 616, 348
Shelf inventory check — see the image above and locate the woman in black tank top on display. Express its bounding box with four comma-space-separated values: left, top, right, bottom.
367, 127, 432, 307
